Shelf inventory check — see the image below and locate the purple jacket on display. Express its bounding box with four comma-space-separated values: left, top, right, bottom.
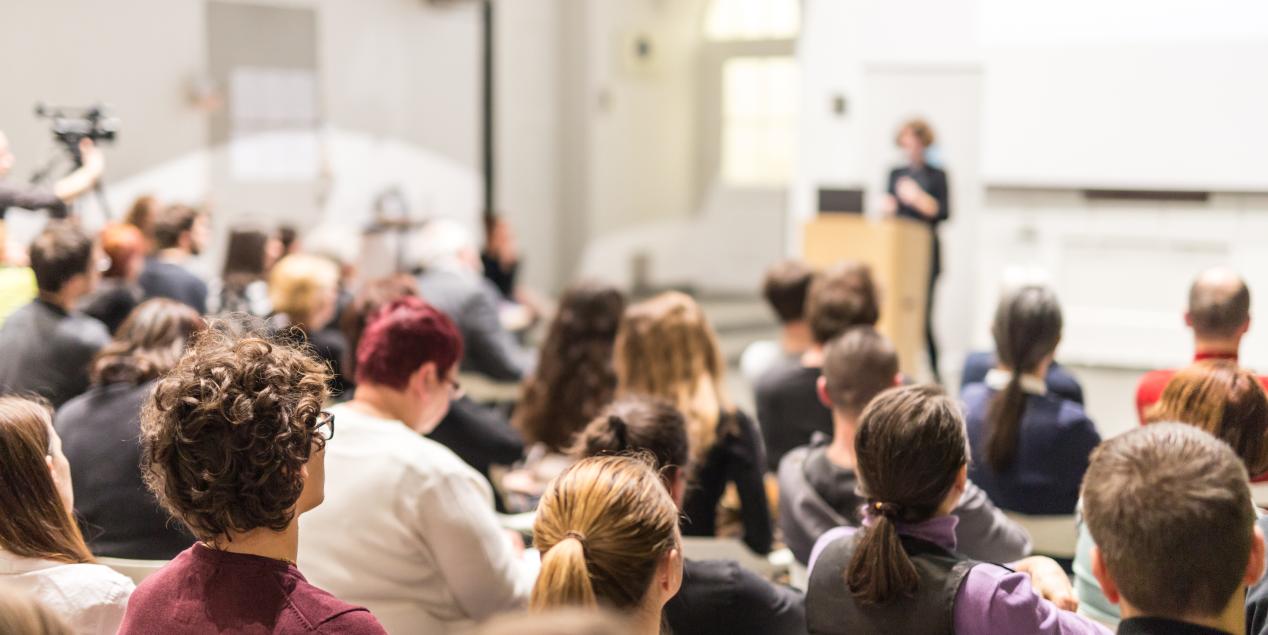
809, 516, 1111, 635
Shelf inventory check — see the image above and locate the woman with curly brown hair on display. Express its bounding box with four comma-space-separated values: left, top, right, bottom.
615, 291, 773, 555
117, 330, 386, 634
0, 396, 134, 635
55, 298, 204, 560
514, 281, 625, 452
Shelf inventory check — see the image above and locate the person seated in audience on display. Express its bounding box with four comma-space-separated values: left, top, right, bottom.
1136, 267, 1268, 423
269, 253, 349, 395
414, 217, 535, 381
0, 586, 74, 635
616, 291, 773, 555
960, 351, 1083, 404
779, 326, 1031, 565
806, 385, 1108, 634
55, 299, 204, 559
1073, 360, 1268, 627
507, 281, 626, 502
299, 298, 531, 633
962, 283, 1101, 515
0, 222, 110, 408
740, 259, 815, 384
120, 329, 386, 634
79, 223, 146, 334
339, 275, 524, 501
209, 226, 280, 317
138, 203, 209, 314
478, 609, 632, 635
122, 194, 161, 255
0, 396, 134, 635
531, 455, 683, 635
756, 260, 879, 471
576, 396, 807, 635
481, 214, 520, 302
1083, 424, 1264, 635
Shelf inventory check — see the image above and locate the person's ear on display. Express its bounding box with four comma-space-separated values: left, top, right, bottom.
1184, 312, 1195, 329
1090, 546, 1122, 605
1245, 524, 1266, 586
1241, 316, 1252, 337
658, 544, 683, 599
955, 464, 968, 494
893, 373, 903, 387
816, 376, 832, 408
669, 468, 687, 509
409, 362, 437, 396
45, 453, 55, 476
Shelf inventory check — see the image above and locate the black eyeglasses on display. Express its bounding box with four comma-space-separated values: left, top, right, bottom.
311, 411, 335, 442
446, 376, 463, 399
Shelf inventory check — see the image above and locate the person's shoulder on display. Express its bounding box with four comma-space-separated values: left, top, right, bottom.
756, 360, 814, 398
960, 382, 991, 407
287, 577, 388, 634
42, 561, 136, 602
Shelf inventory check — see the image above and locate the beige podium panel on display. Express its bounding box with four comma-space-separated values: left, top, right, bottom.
803, 215, 931, 378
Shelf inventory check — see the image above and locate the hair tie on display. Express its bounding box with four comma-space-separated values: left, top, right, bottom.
608, 415, 628, 450
871, 501, 902, 519
564, 530, 588, 551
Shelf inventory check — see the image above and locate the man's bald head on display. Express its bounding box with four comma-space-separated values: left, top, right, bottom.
1188, 267, 1250, 340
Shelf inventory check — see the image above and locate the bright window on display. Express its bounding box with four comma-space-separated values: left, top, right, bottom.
705, 0, 800, 41
721, 57, 798, 186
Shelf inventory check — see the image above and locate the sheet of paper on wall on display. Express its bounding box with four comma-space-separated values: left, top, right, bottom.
229, 67, 320, 181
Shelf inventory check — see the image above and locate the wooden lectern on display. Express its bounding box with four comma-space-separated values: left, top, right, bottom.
803, 215, 932, 378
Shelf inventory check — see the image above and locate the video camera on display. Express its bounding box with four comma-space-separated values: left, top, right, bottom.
34, 103, 118, 163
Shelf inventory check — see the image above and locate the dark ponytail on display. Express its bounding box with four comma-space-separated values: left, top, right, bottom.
573, 396, 690, 477
985, 285, 1062, 472
845, 385, 967, 605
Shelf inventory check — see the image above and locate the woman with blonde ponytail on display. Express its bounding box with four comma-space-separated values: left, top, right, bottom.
614, 292, 773, 555
531, 455, 683, 634
805, 385, 1108, 635
961, 284, 1100, 516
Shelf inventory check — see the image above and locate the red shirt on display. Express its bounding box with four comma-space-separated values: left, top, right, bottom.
1135, 352, 1268, 424
118, 544, 387, 634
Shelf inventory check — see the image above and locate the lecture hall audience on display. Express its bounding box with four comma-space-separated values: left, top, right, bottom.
0, 221, 110, 408
756, 260, 880, 471
54, 298, 203, 560
530, 454, 683, 635
120, 328, 386, 634
805, 385, 1108, 634
615, 291, 773, 555
575, 396, 807, 635
0, 396, 134, 635
962, 283, 1101, 516
298, 297, 532, 633
778, 326, 1030, 566
1136, 266, 1268, 422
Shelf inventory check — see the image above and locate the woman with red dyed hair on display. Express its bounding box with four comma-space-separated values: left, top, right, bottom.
80, 223, 146, 333
298, 297, 533, 634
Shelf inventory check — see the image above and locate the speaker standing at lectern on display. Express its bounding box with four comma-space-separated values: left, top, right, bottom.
881, 118, 949, 383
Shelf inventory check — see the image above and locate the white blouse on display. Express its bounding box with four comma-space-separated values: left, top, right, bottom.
0, 548, 134, 635
298, 404, 533, 634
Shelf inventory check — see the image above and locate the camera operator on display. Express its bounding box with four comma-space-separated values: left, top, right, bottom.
0, 130, 104, 218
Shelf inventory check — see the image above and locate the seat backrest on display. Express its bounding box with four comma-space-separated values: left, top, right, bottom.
1003, 512, 1078, 559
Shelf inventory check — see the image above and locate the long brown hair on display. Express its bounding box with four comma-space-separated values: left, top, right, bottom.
515, 281, 626, 451
1146, 359, 1268, 476
614, 292, 733, 463
845, 385, 966, 605
985, 284, 1062, 472
0, 397, 93, 564
92, 299, 207, 385
531, 455, 679, 612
